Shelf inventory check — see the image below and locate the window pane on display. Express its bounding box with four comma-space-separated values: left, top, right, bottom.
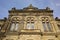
27, 23, 31, 29
10, 23, 15, 31
15, 23, 19, 31
27, 23, 34, 29
42, 22, 47, 32
46, 22, 52, 31
31, 23, 34, 29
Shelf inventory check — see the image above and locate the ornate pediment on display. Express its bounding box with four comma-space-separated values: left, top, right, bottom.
23, 4, 38, 10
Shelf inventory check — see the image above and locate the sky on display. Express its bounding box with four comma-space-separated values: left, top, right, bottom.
0, 0, 60, 19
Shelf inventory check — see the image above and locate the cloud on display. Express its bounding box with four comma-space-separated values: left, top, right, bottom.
56, 3, 60, 6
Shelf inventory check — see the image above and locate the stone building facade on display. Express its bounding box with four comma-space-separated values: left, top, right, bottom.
0, 4, 60, 40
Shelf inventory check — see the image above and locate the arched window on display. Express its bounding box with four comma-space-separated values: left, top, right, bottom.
27, 17, 34, 29
10, 17, 20, 31
10, 22, 19, 31
42, 17, 52, 32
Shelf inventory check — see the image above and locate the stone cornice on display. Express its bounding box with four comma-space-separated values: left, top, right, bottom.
8, 9, 53, 13
9, 4, 53, 13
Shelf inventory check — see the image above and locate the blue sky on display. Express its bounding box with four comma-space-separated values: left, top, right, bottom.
0, 0, 60, 19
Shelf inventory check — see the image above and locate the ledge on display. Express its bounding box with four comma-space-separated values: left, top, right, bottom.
20, 29, 41, 33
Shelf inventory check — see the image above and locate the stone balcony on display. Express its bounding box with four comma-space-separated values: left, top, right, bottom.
5, 29, 41, 35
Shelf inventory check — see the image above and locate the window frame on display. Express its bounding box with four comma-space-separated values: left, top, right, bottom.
10, 22, 19, 31
26, 17, 35, 29
41, 17, 52, 32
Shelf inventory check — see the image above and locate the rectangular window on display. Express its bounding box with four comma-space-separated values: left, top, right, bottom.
42, 22, 47, 32
15, 23, 19, 31
27, 23, 31, 29
31, 23, 34, 29
46, 22, 52, 31
10, 23, 19, 31
27, 22, 34, 29
10, 23, 15, 31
